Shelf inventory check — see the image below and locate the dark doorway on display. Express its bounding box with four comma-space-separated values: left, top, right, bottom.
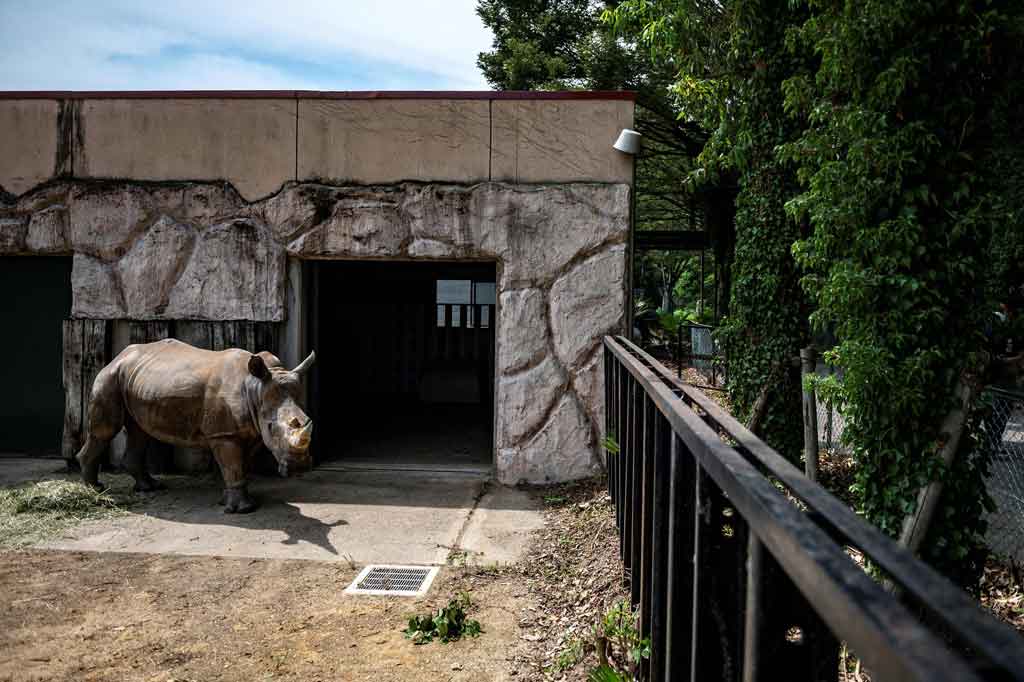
0, 256, 72, 455
308, 261, 496, 472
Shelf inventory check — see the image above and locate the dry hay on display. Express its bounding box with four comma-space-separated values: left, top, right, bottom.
0, 476, 134, 548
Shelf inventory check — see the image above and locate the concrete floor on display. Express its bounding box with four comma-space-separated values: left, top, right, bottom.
0, 458, 544, 566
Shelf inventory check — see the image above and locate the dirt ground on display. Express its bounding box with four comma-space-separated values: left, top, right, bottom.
0, 549, 529, 682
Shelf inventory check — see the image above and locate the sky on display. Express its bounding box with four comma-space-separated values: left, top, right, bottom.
0, 1, 494, 91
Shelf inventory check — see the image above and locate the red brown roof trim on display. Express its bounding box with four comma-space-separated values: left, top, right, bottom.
0, 90, 636, 101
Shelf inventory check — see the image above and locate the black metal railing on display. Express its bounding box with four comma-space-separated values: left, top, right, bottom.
603, 335, 1024, 682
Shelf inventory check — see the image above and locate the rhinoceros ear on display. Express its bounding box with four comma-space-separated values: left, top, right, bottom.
292, 350, 316, 376
248, 353, 271, 381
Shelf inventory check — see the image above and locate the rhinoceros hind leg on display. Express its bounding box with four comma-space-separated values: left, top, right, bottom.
77, 367, 125, 490
76, 436, 109, 491
123, 420, 165, 493
223, 486, 258, 514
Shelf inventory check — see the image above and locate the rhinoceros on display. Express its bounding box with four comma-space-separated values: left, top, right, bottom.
75, 338, 316, 513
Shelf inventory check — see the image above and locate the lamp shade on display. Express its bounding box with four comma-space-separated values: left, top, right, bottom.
612, 128, 642, 155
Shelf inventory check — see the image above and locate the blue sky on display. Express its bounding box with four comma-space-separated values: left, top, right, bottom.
0, 1, 493, 90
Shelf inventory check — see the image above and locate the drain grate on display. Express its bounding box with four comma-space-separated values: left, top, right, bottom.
344, 564, 439, 597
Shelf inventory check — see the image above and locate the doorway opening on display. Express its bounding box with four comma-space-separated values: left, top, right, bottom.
0, 256, 72, 455
308, 261, 496, 473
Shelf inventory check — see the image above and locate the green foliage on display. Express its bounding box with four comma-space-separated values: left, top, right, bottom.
589, 664, 629, 682
403, 593, 483, 644
608, 0, 811, 458
602, 433, 620, 456
605, 0, 1023, 584
778, 0, 1023, 579
553, 636, 586, 672
590, 598, 650, 679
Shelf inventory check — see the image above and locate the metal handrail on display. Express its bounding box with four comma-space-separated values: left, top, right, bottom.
604, 335, 1024, 681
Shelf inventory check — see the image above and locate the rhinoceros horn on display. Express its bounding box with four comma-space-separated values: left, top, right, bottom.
292, 351, 316, 375
293, 421, 313, 450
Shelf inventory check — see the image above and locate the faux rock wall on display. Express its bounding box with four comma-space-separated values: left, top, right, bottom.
0, 179, 630, 484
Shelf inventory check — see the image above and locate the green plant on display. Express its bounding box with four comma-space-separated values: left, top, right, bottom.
553, 636, 586, 673
602, 434, 620, 456
590, 599, 650, 679
403, 593, 483, 645
778, 0, 1023, 582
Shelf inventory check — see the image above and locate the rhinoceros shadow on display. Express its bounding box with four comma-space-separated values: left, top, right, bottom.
259, 499, 349, 555
98, 472, 352, 557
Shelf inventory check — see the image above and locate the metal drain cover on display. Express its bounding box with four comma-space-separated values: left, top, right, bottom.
344, 564, 439, 597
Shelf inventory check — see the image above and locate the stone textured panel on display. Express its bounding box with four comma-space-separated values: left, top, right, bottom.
286, 190, 406, 258
491, 100, 634, 184
71, 254, 124, 319
497, 394, 598, 485
549, 245, 627, 370
165, 219, 286, 321
496, 356, 566, 447
77, 99, 296, 201
117, 216, 195, 318
496, 288, 548, 375
0, 100, 60, 196
26, 205, 69, 253
0, 215, 28, 252
491, 184, 630, 284
70, 184, 164, 260
298, 99, 491, 184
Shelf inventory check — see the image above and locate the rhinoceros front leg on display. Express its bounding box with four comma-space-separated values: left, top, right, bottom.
210, 440, 257, 514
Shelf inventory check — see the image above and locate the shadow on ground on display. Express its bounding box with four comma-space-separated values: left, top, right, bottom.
0, 459, 543, 566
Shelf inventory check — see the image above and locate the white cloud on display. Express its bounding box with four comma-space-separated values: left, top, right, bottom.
0, 1, 494, 90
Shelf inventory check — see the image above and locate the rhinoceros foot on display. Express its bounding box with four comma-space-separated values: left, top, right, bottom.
222, 487, 258, 514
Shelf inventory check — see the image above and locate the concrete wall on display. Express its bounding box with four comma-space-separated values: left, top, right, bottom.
0, 93, 635, 200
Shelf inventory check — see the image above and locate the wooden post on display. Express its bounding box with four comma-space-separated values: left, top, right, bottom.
801, 346, 820, 482
899, 379, 973, 554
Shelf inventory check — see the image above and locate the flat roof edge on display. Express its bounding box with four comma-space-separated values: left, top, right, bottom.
0, 90, 636, 101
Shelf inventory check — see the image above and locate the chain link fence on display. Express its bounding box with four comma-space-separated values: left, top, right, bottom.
981, 387, 1024, 562
811, 362, 849, 455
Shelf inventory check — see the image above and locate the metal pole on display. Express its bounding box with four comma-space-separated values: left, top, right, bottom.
800, 346, 820, 482
698, 250, 705, 318
742, 534, 763, 682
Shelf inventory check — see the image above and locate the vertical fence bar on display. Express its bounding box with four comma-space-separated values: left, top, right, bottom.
692, 469, 748, 682
664, 434, 697, 681
614, 360, 622, 540
648, 404, 672, 681
605, 345, 614, 496
689, 464, 704, 682
622, 372, 635, 571
639, 396, 656, 673
630, 389, 646, 607
742, 535, 763, 682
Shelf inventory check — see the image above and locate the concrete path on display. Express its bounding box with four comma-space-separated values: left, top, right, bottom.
0, 459, 544, 566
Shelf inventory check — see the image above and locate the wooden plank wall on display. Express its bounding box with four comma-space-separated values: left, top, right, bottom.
60, 319, 280, 468
60, 319, 110, 461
